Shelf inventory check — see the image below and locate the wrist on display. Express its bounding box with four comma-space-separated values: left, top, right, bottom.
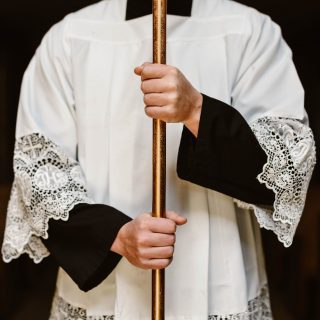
110, 224, 127, 256
183, 92, 203, 137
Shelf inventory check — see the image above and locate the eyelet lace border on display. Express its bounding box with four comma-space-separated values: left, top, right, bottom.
49, 284, 272, 320
1, 133, 93, 263
235, 117, 316, 247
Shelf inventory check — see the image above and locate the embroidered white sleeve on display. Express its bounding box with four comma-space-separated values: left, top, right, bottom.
235, 117, 316, 247
2, 133, 93, 263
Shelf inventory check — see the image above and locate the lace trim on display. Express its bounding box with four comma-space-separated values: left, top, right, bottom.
49, 286, 271, 319
208, 285, 272, 319
2, 133, 93, 263
235, 117, 316, 247
49, 295, 114, 320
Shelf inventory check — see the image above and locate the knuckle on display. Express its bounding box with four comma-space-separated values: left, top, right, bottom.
137, 247, 145, 257
168, 234, 176, 245
138, 219, 146, 230
165, 246, 174, 257
162, 259, 171, 268
137, 234, 147, 246
143, 95, 149, 105
171, 93, 179, 103
168, 81, 177, 91
139, 217, 151, 230
168, 220, 176, 233
169, 67, 179, 76
144, 107, 154, 118
140, 82, 146, 93
140, 212, 150, 219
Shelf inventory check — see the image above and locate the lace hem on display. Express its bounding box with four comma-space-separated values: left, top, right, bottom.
235, 117, 316, 247
49, 285, 271, 319
2, 133, 93, 263
208, 285, 272, 319
49, 295, 114, 320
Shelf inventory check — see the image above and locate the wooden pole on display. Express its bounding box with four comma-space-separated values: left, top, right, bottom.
152, 1, 167, 320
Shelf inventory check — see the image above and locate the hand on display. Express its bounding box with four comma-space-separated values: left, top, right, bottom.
111, 211, 187, 270
134, 63, 203, 137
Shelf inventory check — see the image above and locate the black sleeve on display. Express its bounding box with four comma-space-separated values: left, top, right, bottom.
42, 203, 132, 292
177, 94, 275, 205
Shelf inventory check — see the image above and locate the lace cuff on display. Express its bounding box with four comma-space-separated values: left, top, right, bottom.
235, 117, 316, 247
2, 133, 93, 263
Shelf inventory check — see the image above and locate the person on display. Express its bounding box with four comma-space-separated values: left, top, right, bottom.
1, 0, 316, 319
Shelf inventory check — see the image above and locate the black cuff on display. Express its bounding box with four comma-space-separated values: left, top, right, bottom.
43, 203, 132, 292
177, 94, 275, 205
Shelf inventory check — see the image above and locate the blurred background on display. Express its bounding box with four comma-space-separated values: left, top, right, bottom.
0, 0, 319, 319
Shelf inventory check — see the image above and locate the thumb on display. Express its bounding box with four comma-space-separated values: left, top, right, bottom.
165, 211, 187, 226
134, 62, 152, 76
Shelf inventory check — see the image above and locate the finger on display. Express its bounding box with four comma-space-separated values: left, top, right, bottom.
140, 63, 170, 81
147, 258, 172, 270
145, 106, 172, 120
148, 217, 176, 234
134, 62, 152, 76
144, 93, 167, 106
144, 106, 163, 119
140, 246, 174, 259
141, 79, 167, 93
165, 211, 188, 226
148, 233, 176, 247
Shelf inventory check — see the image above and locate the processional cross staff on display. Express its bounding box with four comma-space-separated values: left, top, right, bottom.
152, 0, 167, 319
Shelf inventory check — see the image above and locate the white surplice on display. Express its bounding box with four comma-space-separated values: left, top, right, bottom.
2, 0, 316, 319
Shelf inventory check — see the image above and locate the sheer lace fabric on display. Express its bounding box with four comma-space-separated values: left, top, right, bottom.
235, 117, 316, 247
50, 295, 114, 320
208, 285, 272, 320
1, 133, 93, 263
49, 285, 271, 320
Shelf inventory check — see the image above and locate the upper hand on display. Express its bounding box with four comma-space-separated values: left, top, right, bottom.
134, 63, 203, 137
111, 211, 187, 270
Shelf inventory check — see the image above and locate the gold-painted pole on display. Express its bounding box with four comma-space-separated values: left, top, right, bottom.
152, 1, 167, 320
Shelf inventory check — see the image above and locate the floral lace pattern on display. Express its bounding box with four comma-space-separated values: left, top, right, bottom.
50, 285, 271, 319
2, 133, 93, 263
208, 285, 272, 320
235, 117, 316, 247
50, 295, 114, 320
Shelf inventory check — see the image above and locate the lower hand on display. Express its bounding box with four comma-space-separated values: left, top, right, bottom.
111, 211, 187, 270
